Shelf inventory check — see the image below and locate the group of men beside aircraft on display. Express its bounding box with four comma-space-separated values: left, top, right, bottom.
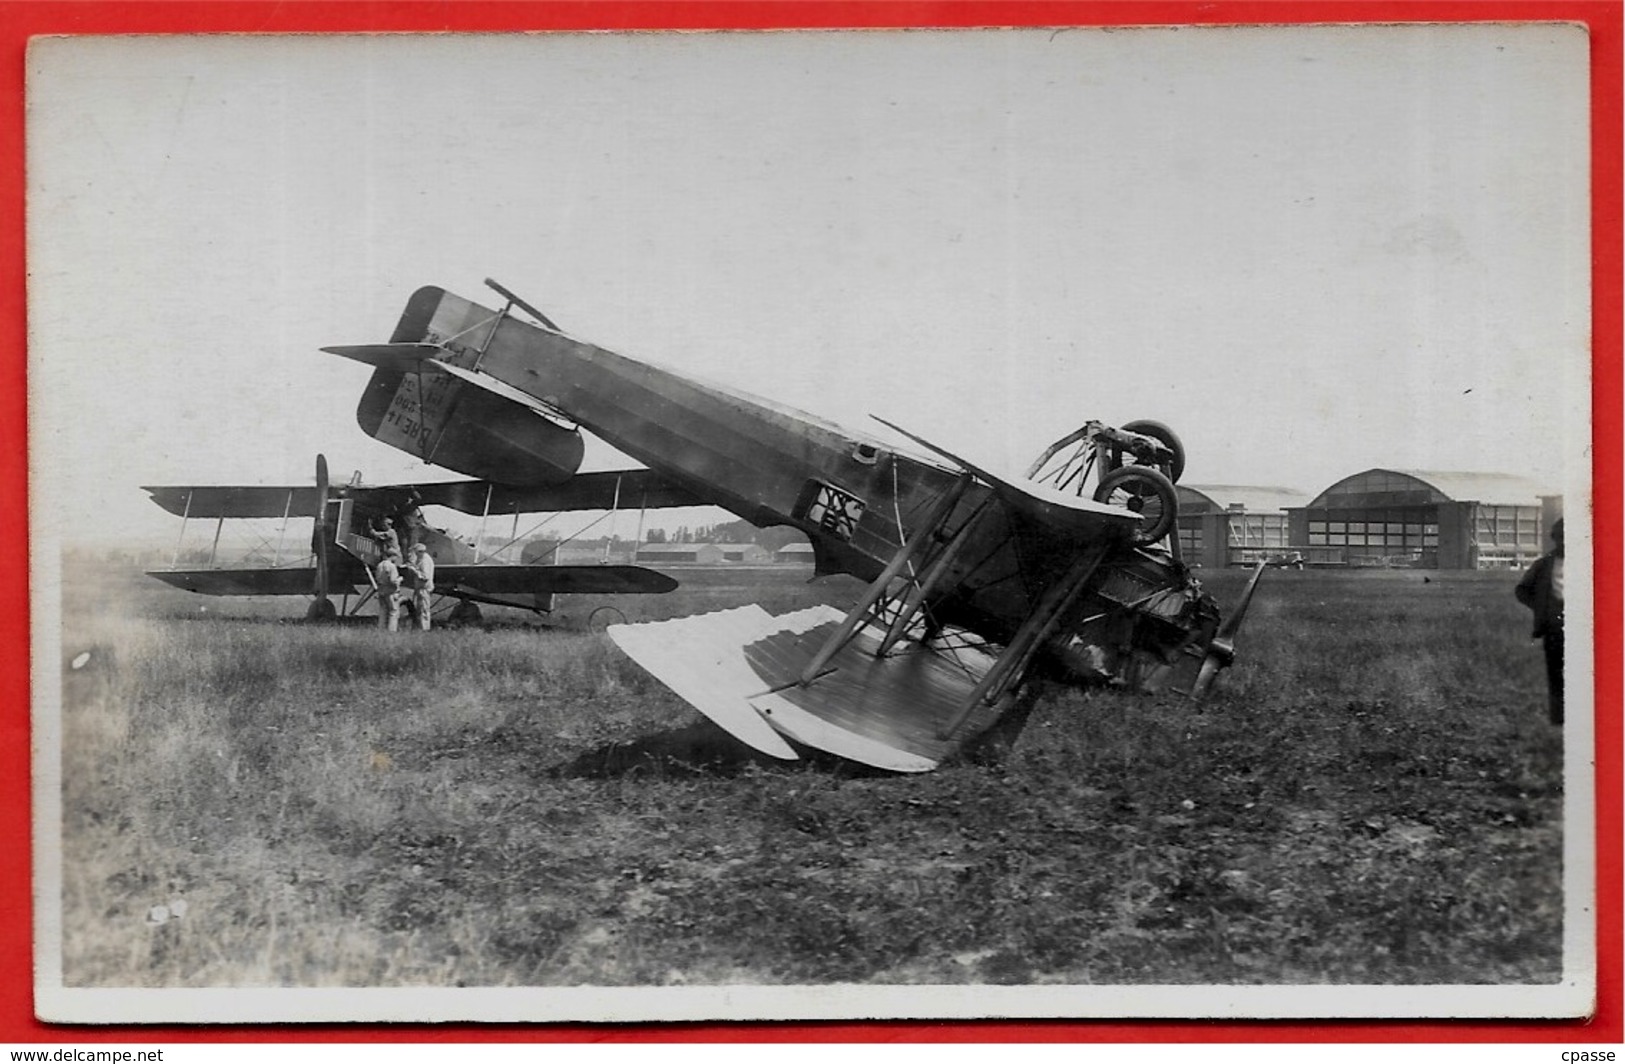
369, 515, 436, 631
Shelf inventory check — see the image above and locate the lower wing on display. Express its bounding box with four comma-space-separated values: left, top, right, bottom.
608, 606, 1003, 772
435, 564, 678, 596
147, 563, 677, 599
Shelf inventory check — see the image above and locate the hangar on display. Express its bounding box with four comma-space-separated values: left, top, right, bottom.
635, 542, 725, 565
1175, 485, 1311, 568
1284, 469, 1562, 570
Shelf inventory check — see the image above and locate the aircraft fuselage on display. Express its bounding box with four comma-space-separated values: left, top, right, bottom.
356, 286, 1209, 663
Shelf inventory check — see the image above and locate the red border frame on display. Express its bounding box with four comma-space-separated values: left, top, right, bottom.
5, 0, 1618, 1045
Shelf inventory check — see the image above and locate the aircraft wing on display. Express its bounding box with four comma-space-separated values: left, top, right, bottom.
147, 566, 339, 596
608, 605, 845, 763
406, 470, 703, 515
871, 418, 1141, 538
743, 617, 1006, 772
144, 469, 701, 520
148, 562, 676, 600
142, 485, 325, 520
608, 606, 1005, 772
435, 563, 678, 596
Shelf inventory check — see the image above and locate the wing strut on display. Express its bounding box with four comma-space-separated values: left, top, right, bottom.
602, 474, 623, 564
274, 489, 294, 567
796, 472, 973, 686
474, 482, 494, 563
171, 489, 193, 568
938, 542, 1111, 740
874, 494, 996, 658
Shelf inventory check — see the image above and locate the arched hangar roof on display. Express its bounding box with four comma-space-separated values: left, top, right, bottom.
1177, 484, 1311, 514
1305, 469, 1555, 509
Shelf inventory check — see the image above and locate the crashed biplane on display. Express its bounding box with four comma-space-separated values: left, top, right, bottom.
144, 455, 693, 623
322, 279, 1268, 770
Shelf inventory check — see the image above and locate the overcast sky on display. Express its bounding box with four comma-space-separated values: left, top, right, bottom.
27, 25, 1590, 548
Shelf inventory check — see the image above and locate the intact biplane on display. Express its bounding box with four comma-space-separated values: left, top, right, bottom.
144, 455, 694, 624
321, 279, 1269, 770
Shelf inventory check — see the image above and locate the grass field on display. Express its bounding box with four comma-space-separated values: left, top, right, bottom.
51, 557, 1565, 989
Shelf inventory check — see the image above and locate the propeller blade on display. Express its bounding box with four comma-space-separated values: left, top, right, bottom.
1217, 559, 1268, 639
308, 454, 332, 619
1189, 560, 1270, 700
1190, 652, 1227, 701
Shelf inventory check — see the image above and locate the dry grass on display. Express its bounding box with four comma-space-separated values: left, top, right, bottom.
53, 558, 1564, 987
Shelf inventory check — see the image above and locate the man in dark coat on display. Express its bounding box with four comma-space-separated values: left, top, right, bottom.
1515, 518, 1565, 725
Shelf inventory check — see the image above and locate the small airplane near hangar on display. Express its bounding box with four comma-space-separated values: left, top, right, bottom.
308, 279, 1271, 772
144, 458, 693, 624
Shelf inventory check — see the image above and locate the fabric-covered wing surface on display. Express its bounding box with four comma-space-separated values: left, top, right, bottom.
410, 470, 703, 515
145, 469, 701, 520
438, 564, 677, 596
142, 486, 323, 519
871, 417, 1142, 538
608, 605, 847, 760
744, 621, 1003, 772
146, 567, 328, 596
608, 606, 1006, 772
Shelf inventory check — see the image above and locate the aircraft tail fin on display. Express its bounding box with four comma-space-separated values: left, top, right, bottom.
321, 343, 446, 371
328, 340, 585, 486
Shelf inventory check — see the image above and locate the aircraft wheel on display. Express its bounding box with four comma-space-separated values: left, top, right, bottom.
588, 606, 627, 631
447, 600, 483, 627
1094, 465, 1178, 545
305, 597, 338, 622
1117, 419, 1186, 483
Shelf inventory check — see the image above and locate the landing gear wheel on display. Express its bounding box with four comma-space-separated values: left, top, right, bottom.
1117, 419, 1186, 484
305, 597, 338, 622
1094, 465, 1178, 545
447, 600, 483, 628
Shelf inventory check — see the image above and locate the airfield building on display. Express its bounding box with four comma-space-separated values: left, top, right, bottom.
1284, 469, 1561, 570
1175, 485, 1311, 568
776, 542, 817, 565
634, 543, 725, 565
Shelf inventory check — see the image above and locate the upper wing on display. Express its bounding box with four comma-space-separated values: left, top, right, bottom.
141, 486, 324, 520
871, 417, 1140, 538
407, 470, 703, 515
144, 469, 702, 520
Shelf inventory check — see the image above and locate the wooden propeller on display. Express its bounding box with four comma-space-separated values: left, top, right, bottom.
1189, 559, 1268, 700
306, 454, 335, 620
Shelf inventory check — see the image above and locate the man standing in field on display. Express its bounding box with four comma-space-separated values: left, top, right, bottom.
375, 548, 404, 632
407, 542, 436, 632
1515, 517, 1564, 725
